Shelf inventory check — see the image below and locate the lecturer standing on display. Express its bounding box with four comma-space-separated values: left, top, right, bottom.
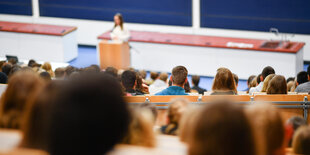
110, 13, 131, 42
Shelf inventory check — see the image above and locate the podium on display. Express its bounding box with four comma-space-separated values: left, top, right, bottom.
98, 40, 130, 69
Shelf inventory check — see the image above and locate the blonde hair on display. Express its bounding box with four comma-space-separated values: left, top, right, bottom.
41, 62, 54, 77
121, 108, 155, 147
292, 125, 310, 155
246, 103, 285, 155
179, 106, 200, 143
261, 74, 275, 92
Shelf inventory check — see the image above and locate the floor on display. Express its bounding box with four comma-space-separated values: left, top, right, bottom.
69, 45, 308, 91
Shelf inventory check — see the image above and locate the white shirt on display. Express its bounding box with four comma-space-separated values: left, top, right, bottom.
110, 25, 130, 42
149, 79, 168, 95
249, 82, 264, 95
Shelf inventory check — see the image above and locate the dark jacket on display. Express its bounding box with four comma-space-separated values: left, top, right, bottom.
191, 85, 207, 94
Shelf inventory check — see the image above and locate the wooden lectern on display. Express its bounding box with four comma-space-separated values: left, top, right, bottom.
98, 40, 130, 69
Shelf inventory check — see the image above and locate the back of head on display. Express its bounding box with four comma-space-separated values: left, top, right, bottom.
212, 67, 237, 93
286, 77, 295, 83
48, 73, 130, 155
41, 62, 52, 71
150, 72, 159, 81
297, 71, 308, 85
292, 126, 310, 155
191, 75, 200, 86
250, 76, 258, 88
262, 66, 275, 80
139, 70, 147, 79
261, 74, 275, 92
9, 65, 22, 76
246, 103, 285, 155
247, 75, 256, 85
172, 66, 188, 86
0, 71, 44, 129
54, 67, 65, 79
233, 73, 239, 86
121, 70, 137, 90
267, 75, 287, 94
286, 116, 307, 147
39, 72, 52, 82
105, 67, 118, 77
65, 66, 78, 77
257, 73, 262, 84
2, 63, 12, 76
189, 101, 255, 155
28, 59, 36, 67
159, 72, 168, 82
0, 72, 8, 84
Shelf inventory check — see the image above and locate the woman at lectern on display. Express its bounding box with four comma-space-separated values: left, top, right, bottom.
110, 13, 131, 42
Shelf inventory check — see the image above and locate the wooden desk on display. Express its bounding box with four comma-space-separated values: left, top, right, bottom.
98, 40, 130, 69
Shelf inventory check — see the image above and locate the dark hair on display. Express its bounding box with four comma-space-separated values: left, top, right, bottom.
139, 70, 147, 79
65, 66, 79, 77
184, 81, 191, 93
55, 68, 65, 78
28, 59, 36, 67
267, 75, 287, 94
121, 70, 137, 90
307, 65, 310, 76
212, 68, 237, 94
261, 66, 275, 80
0, 72, 8, 84
257, 73, 262, 84
286, 116, 307, 147
192, 75, 200, 86
9, 65, 21, 76
297, 71, 308, 85
189, 101, 256, 155
172, 66, 188, 86
247, 75, 256, 85
287, 77, 295, 83
105, 67, 118, 77
150, 72, 159, 81
48, 73, 130, 155
8, 58, 17, 65
233, 73, 239, 86
114, 13, 124, 30
40, 72, 52, 82
2, 63, 12, 76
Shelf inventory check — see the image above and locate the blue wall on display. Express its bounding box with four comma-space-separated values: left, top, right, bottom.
0, 0, 32, 15
201, 0, 310, 34
39, 0, 192, 26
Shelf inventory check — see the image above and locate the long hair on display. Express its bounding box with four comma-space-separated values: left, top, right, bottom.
114, 13, 124, 30
212, 68, 237, 94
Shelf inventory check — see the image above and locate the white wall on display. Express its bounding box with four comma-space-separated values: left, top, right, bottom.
0, 13, 309, 61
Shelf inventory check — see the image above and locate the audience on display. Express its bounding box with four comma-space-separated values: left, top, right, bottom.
0, 71, 45, 129
155, 66, 188, 95
149, 72, 168, 94
0, 72, 8, 84
39, 72, 52, 82
295, 65, 310, 93
292, 125, 310, 155
211, 67, 237, 95
135, 73, 149, 94
2, 63, 12, 76
249, 66, 275, 95
121, 70, 144, 96
245, 75, 256, 91
189, 101, 256, 155
105, 66, 118, 77
246, 103, 285, 155
47, 73, 130, 155
286, 116, 307, 147
54, 67, 65, 79
145, 72, 159, 85
267, 75, 287, 94
191, 75, 206, 94
261, 74, 275, 92
161, 98, 189, 135
41, 62, 55, 77
287, 80, 296, 92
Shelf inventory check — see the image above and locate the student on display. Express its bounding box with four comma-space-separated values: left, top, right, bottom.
1, 63, 12, 77
0, 72, 8, 84
286, 116, 307, 147
47, 73, 130, 155
54, 67, 65, 79
105, 67, 118, 78
191, 75, 206, 94
110, 13, 130, 42
145, 72, 159, 85
233, 73, 239, 88
149, 72, 168, 94
135, 73, 149, 94
41, 62, 55, 77
155, 66, 188, 95
292, 126, 310, 155
189, 101, 256, 155
261, 74, 275, 92
39, 72, 52, 82
211, 68, 237, 95
249, 66, 275, 95
296, 71, 309, 86
0, 71, 45, 129
121, 70, 144, 96
161, 98, 189, 135
246, 103, 285, 155
267, 75, 287, 94
295, 66, 310, 93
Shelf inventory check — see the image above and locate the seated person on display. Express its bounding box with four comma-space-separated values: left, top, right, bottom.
295, 67, 310, 93
286, 116, 308, 147
149, 73, 168, 94
266, 75, 287, 94
244, 75, 256, 92
121, 70, 144, 96
155, 66, 188, 95
292, 125, 310, 155
191, 75, 206, 94
249, 66, 275, 95
211, 68, 237, 95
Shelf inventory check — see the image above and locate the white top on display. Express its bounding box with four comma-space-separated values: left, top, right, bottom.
249, 82, 264, 95
149, 79, 168, 95
110, 25, 131, 42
